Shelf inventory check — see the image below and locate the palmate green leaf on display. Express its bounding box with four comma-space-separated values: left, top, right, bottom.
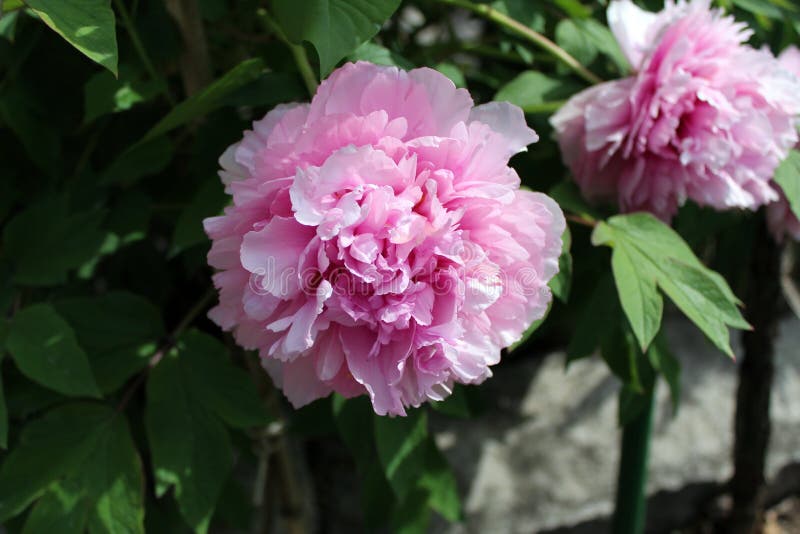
6, 304, 100, 398
3, 197, 106, 286
0, 403, 144, 532
774, 149, 800, 221
25, 0, 118, 74
139, 58, 266, 144
592, 213, 749, 356
273, 0, 401, 76
55, 292, 164, 394
146, 330, 268, 533
609, 241, 663, 352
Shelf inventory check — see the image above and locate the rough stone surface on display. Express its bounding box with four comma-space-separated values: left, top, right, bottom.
431, 315, 800, 533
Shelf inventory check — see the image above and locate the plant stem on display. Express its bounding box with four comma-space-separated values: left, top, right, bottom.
257, 8, 318, 97
612, 387, 655, 534
116, 288, 215, 411
112, 0, 175, 105
436, 0, 603, 85
522, 99, 567, 114
726, 219, 781, 533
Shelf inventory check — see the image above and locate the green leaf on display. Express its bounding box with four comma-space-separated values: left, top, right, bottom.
139, 58, 266, 144
555, 19, 598, 67
3, 197, 106, 286
774, 149, 800, 221
561, 18, 630, 73
332, 396, 395, 528
348, 41, 414, 69
55, 292, 164, 394
609, 241, 663, 352
491, 0, 545, 31
146, 330, 264, 532
374, 409, 428, 499
647, 333, 680, 415
0, 403, 110, 521
429, 384, 475, 419
17, 405, 145, 534
434, 62, 466, 88
0, 10, 19, 41
25, 0, 118, 74
0, 86, 61, 178
220, 71, 305, 108
592, 213, 748, 356
550, 0, 592, 18
100, 137, 174, 186
732, 0, 784, 18
273, 0, 402, 75
567, 273, 618, 363
550, 224, 572, 302
6, 304, 100, 398
495, 71, 581, 112
419, 439, 461, 521
83, 68, 163, 124
179, 331, 270, 429
601, 322, 648, 392
0, 372, 7, 449
172, 179, 226, 255
22, 480, 91, 534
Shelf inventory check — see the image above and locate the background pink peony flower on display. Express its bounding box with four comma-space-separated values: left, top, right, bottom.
766, 46, 800, 242
552, 0, 800, 221
204, 62, 565, 416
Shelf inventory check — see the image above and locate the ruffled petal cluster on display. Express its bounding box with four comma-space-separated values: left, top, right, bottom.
767, 46, 800, 242
552, 0, 800, 221
204, 62, 565, 415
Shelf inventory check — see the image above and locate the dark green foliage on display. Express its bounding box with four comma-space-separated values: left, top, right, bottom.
0, 1, 783, 532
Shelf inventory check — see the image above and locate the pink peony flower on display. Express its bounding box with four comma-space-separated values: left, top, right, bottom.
551, 0, 800, 221
204, 62, 565, 415
766, 46, 800, 242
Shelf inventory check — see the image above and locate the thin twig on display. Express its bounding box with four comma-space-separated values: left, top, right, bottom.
780, 246, 800, 319
112, 0, 175, 105
257, 8, 319, 97
165, 0, 213, 96
116, 288, 216, 411
566, 213, 597, 228
437, 0, 603, 85
522, 99, 567, 114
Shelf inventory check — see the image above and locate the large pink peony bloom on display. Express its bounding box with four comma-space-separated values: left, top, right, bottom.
767, 46, 800, 242
204, 62, 565, 415
551, 0, 800, 220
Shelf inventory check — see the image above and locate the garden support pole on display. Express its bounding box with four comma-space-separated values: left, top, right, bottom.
726, 220, 782, 534
612, 388, 655, 534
